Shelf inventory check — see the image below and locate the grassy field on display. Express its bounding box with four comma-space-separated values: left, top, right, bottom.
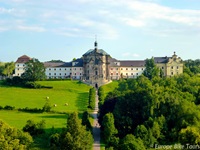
101, 80, 119, 96
0, 80, 92, 130
0, 80, 91, 112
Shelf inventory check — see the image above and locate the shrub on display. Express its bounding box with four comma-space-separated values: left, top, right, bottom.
23, 119, 46, 136
24, 82, 42, 89
88, 87, 96, 109
4, 105, 15, 110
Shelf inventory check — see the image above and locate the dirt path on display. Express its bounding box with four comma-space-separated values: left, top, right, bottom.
91, 90, 101, 150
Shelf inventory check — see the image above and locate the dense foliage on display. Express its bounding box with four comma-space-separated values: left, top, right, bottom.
88, 87, 96, 109
22, 59, 46, 81
184, 59, 200, 75
50, 112, 93, 150
0, 120, 33, 149
0, 62, 15, 77
99, 73, 200, 149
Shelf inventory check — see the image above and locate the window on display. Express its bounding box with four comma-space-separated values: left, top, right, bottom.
70, 68, 71, 70
80, 73, 82, 75
131, 68, 133, 70
111, 73, 113, 75
80, 68, 82, 70
111, 68, 113, 70
116, 73, 118, 75
121, 68, 123, 70
65, 73, 66, 75
60, 68, 61, 70
59, 73, 61, 75
74, 68, 76, 70
177, 66, 179, 69
18, 68, 19, 70
126, 73, 128, 75
49, 73, 51, 75
136, 68, 138, 70
54, 68, 56, 71
171, 66, 173, 69
49, 68, 51, 70
126, 68, 128, 70
162, 67, 164, 69
136, 73, 138, 75
17, 64, 19, 67
65, 68, 66, 70
75, 73, 76, 75
142, 68, 144, 70
131, 73, 133, 75
54, 73, 56, 75
171, 72, 173, 75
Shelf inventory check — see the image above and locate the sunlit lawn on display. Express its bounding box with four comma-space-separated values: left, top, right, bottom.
0, 80, 92, 130
0, 80, 91, 112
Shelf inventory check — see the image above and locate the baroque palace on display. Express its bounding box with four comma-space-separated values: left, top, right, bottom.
14, 41, 183, 87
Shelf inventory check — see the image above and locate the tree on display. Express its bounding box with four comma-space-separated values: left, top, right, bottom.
143, 58, 160, 80
0, 120, 33, 149
119, 134, 145, 150
23, 120, 46, 136
2, 62, 15, 77
60, 112, 93, 150
22, 58, 46, 81
102, 113, 118, 144
81, 111, 92, 131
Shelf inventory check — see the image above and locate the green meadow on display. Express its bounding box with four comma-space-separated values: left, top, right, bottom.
0, 80, 92, 130
101, 80, 119, 95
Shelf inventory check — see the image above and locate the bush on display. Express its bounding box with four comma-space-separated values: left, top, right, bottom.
88, 87, 96, 109
23, 119, 46, 136
4, 105, 15, 110
24, 82, 42, 89
18, 107, 43, 113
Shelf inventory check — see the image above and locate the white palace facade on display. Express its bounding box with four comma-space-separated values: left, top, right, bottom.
14, 41, 183, 87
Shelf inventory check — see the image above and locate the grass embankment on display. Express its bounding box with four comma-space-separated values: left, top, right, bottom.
0, 80, 91, 130
101, 80, 119, 96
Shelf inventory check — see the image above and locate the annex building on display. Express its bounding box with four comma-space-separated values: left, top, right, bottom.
14, 41, 183, 87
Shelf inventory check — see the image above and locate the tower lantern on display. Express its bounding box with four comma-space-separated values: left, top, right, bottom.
94, 35, 98, 52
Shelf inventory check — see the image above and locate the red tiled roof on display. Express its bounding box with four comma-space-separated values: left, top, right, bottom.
16, 55, 31, 63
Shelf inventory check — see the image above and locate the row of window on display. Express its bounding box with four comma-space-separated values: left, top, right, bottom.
48, 73, 82, 76
110, 68, 144, 71
48, 68, 82, 71
160, 66, 179, 69
110, 73, 139, 76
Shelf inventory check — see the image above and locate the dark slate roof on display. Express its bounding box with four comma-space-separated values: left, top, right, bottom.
72, 58, 83, 67
154, 57, 170, 63
119, 60, 145, 67
83, 49, 110, 56
16, 55, 31, 63
44, 62, 71, 67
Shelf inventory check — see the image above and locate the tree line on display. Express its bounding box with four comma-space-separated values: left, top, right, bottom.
98, 59, 200, 149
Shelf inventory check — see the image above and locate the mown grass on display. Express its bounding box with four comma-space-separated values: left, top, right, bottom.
0, 110, 67, 131
0, 80, 91, 112
0, 80, 92, 129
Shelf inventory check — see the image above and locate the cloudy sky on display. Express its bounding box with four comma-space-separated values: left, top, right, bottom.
0, 0, 200, 62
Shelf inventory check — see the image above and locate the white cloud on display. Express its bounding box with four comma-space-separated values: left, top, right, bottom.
17, 25, 46, 32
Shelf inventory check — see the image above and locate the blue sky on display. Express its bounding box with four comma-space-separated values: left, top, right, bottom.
0, 0, 200, 62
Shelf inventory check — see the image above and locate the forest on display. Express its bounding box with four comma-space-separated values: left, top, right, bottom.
98, 59, 200, 149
